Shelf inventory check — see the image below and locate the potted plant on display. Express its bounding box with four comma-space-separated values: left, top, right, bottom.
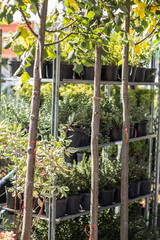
77, 155, 91, 210
128, 159, 141, 199
101, 32, 123, 81
99, 158, 116, 206
65, 163, 82, 215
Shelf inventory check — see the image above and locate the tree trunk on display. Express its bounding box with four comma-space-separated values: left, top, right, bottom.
120, 7, 130, 240
21, 1, 48, 239
90, 46, 101, 240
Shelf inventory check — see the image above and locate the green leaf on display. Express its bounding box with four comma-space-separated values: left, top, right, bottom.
87, 11, 95, 20
73, 64, 83, 75
141, 20, 148, 28
68, 49, 76, 61
14, 45, 24, 56
20, 72, 30, 83
46, 49, 56, 59
119, 5, 128, 13
156, 10, 160, 15
4, 42, 12, 49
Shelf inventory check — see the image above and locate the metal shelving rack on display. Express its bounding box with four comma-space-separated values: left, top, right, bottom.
1, 49, 160, 240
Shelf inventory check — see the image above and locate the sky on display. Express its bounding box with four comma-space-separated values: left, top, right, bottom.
14, 0, 61, 21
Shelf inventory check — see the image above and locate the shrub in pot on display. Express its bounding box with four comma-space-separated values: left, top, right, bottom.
64, 163, 82, 215
101, 32, 122, 81
0, 123, 70, 216
99, 158, 116, 206
76, 155, 91, 210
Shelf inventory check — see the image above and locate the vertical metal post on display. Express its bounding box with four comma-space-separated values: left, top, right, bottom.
145, 54, 155, 219
51, 59, 55, 136
54, 43, 60, 138
51, 42, 60, 240
0, 29, 2, 101
152, 47, 160, 228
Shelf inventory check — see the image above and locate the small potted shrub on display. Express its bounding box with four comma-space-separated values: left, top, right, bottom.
99, 158, 116, 206
77, 155, 91, 210
65, 163, 82, 215
101, 32, 122, 81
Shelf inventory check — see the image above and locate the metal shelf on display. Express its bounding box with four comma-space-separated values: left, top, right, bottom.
2, 77, 159, 86
76, 133, 157, 151
0, 193, 153, 224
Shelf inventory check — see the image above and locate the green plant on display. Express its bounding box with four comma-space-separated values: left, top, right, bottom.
99, 158, 117, 190
102, 32, 123, 66
0, 122, 71, 200
129, 158, 149, 184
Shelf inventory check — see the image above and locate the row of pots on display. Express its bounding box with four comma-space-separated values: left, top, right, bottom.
65, 120, 149, 164
2, 179, 151, 219
45, 179, 151, 219
8, 60, 157, 82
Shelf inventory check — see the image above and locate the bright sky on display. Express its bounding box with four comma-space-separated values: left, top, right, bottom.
14, 0, 61, 21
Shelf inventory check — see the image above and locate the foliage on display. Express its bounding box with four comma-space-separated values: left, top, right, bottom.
99, 158, 118, 190
0, 122, 71, 199
102, 32, 123, 66
129, 158, 149, 183
59, 84, 93, 128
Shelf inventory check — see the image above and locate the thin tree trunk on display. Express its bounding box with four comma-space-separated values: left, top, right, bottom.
90, 46, 101, 240
120, 6, 130, 240
21, 1, 48, 239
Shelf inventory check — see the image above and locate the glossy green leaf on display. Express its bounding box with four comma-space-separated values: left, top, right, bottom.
21, 72, 30, 83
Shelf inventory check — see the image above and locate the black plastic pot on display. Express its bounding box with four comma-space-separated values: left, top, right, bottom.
66, 196, 82, 215
136, 120, 149, 137
81, 66, 94, 80
80, 192, 91, 210
140, 179, 152, 195
101, 65, 118, 81
0, 187, 6, 203
64, 153, 77, 164
56, 198, 68, 218
144, 68, 156, 82
67, 127, 90, 148
99, 189, 115, 206
46, 61, 74, 80
45, 198, 68, 218
129, 181, 141, 199
135, 67, 146, 82
114, 188, 121, 203
109, 127, 122, 142
8, 60, 46, 78
118, 66, 137, 82
6, 191, 20, 210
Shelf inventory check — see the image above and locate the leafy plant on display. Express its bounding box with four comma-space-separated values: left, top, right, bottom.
102, 32, 123, 66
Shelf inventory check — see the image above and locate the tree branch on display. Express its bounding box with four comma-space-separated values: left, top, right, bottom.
19, 8, 38, 38
135, 21, 159, 45
46, 19, 77, 33
35, 3, 41, 19
130, 16, 139, 22
44, 32, 78, 46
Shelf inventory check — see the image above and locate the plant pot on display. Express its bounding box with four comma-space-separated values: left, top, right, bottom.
128, 181, 141, 199
99, 189, 115, 206
118, 66, 137, 82
8, 60, 46, 78
130, 125, 135, 139
135, 120, 149, 137
76, 152, 89, 164
144, 68, 156, 82
0, 187, 6, 203
45, 198, 68, 218
135, 67, 146, 82
114, 188, 121, 203
67, 127, 90, 147
101, 65, 118, 81
6, 191, 20, 210
66, 195, 82, 215
109, 127, 122, 142
46, 61, 74, 80
140, 179, 152, 195
81, 66, 94, 80
64, 153, 77, 164
80, 192, 91, 210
